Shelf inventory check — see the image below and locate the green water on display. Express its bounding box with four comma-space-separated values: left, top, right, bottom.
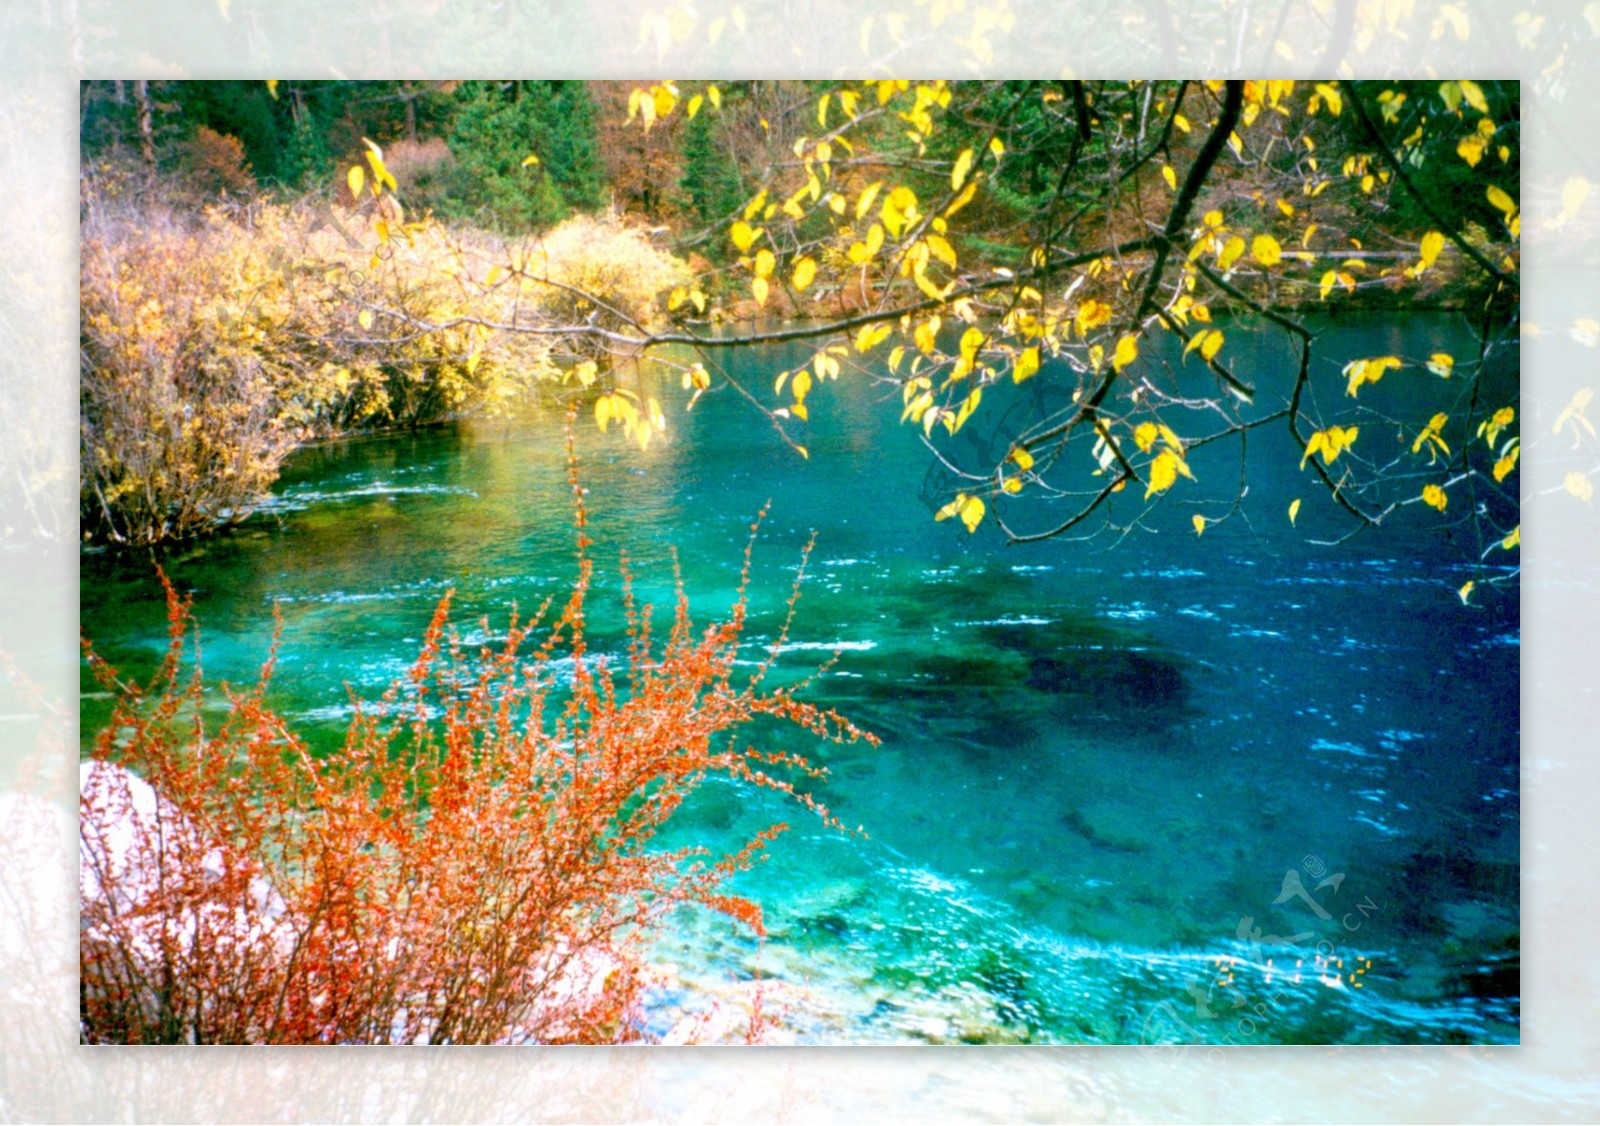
81, 315, 1519, 1044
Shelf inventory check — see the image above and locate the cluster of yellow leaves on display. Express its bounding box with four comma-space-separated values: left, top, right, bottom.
935, 492, 986, 533
595, 389, 668, 451
1301, 425, 1359, 469
1552, 387, 1594, 443
1343, 355, 1404, 397
1130, 421, 1194, 500
1183, 328, 1226, 364
625, 82, 683, 130
1477, 405, 1520, 483
1411, 412, 1450, 463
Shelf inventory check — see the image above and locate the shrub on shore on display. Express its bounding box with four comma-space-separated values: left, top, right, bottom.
80, 458, 874, 1043
79, 170, 686, 545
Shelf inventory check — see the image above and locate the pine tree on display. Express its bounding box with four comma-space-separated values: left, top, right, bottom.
677, 108, 744, 258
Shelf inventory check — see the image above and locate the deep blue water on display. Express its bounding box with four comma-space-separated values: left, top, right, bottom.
81, 314, 1519, 1043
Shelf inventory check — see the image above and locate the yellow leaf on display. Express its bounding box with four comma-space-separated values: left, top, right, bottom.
1486, 184, 1517, 217
596, 394, 614, 432
1561, 176, 1590, 221
521, 153, 541, 166
944, 181, 978, 218
855, 322, 892, 352
1134, 423, 1159, 453
1459, 79, 1489, 114
1493, 444, 1520, 482
1218, 236, 1246, 271
1458, 580, 1475, 605
792, 257, 817, 291
913, 267, 949, 303
1112, 334, 1139, 372
1201, 330, 1224, 362
1252, 234, 1283, 266
792, 367, 812, 405
1074, 299, 1113, 336
1565, 471, 1593, 503
1145, 449, 1182, 499
951, 148, 975, 191
959, 325, 985, 363
989, 137, 1005, 157
881, 185, 918, 238
1458, 134, 1486, 167
574, 360, 598, 388
1502, 525, 1520, 550
1344, 355, 1402, 397
752, 276, 769, 307
347, 165, 365, 198
855, 183, 883, 221
1002, 477, 1023, 494
1010, 446, 1035, 471
653, 84, 677, 121
1426, 352, 1454, 377
358, 309, 373, 330
364, 143, 397, 192
753, 248, 776, 279
1161, 165, 1177, 191
1192, 514, 1207, 536
1422, 483, 1448, 511
1289, 498, 1301, 525
1300, 431, 1324, 469
731, 221, 761, 253
1013, 347, 1040, 384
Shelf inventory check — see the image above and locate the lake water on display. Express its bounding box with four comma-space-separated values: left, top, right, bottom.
80, 314, 1519, 1044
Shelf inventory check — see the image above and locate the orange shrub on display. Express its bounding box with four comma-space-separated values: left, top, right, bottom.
79, 452, 875, 1043
178, 126, 255, 198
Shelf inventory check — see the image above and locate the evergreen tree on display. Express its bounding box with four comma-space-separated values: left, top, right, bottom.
677, 108, 744, 257
444, 81, 604, 232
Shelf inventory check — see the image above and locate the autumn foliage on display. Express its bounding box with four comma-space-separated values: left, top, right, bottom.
79, 448, 874, 1043
79, 163, 688, 544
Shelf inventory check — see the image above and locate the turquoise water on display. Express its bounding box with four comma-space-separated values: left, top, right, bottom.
80, 315, 1519, 1044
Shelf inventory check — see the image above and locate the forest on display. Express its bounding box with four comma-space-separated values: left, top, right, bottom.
79, 79, 1522, 1046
